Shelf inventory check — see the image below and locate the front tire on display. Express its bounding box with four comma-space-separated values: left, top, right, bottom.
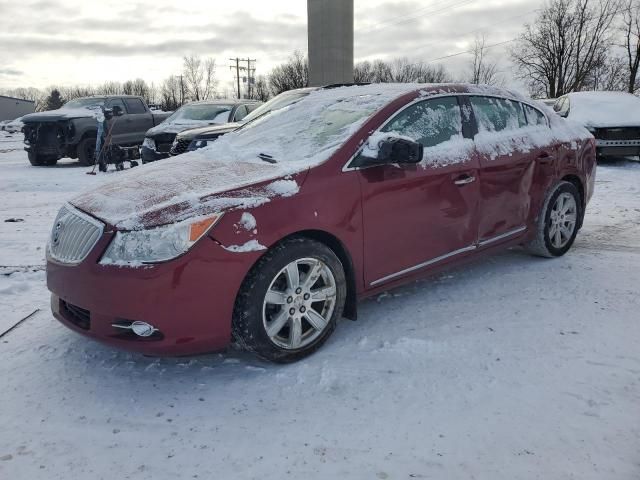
232, 238, 347, 363
77, 137, 96, 166
27, 151, 57, 166
526, 181, 582, 258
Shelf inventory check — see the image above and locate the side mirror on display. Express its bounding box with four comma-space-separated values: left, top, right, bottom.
378, 138, 423, 164
111, 105, 124, 117
352, 137, 423, 168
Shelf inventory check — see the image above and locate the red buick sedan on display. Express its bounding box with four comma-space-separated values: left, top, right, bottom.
47, 84, 596, 362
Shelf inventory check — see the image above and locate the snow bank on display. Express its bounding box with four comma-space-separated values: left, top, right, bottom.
566, 91, 640, 128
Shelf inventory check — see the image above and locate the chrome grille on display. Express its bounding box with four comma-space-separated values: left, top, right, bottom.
49, 204, 104, 264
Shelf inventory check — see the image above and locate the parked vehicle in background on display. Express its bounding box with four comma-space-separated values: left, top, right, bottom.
553, 91, 640, 160
21, 96, 171, 166
4, 116, 24, 133
141, 99, 261, 162
173, 88, 317, 154
47, 84, 595, 362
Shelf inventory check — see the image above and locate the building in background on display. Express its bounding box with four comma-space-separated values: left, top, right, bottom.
0, 95, 35, 121
307, 0, 354, 86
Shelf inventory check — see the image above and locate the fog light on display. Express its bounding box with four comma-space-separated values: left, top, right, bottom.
112, 320, 159, 337
131, 321, 157, 337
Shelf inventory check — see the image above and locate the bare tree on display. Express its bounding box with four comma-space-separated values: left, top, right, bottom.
160, 75, 181, 111
584, 54, 628, 89
621, 0, 640, 92
354, 58, 451, 83
269, 51, 309, 95
468, 35, 503, 86
182, 55, 217, 101
251, 76, 271, 101
511, 0, 621, 98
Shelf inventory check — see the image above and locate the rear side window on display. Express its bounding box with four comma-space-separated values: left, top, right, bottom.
124, 98, 146, 114
381, 96, 462, 148
469, 96, 522, 132
523, 104, 548, 126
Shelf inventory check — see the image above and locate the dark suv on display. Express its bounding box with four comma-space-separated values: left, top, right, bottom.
141, 99, 261, 162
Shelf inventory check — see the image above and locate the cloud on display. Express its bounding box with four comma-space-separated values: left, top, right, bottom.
0, 68, 23, 76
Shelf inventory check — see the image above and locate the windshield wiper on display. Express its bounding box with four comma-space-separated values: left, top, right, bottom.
258, 153, 277, 164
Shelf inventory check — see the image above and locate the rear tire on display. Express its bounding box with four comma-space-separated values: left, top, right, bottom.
77, 137, 96, 166
526, 181, 582, 258
27, 151, 57, 166
232, 237, 347, 363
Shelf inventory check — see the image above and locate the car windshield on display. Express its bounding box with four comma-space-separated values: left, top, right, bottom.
64, 98, 105, 109
197, 85, 416, 167
166, 104, 233, 123
241, 90, 312, 123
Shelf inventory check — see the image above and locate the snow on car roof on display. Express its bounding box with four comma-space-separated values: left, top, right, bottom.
566, 91, 640, 128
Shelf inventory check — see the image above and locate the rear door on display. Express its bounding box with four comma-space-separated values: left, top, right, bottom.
355, 95, 480, 288
122, 98, 154, 144
466, 96, 546, 245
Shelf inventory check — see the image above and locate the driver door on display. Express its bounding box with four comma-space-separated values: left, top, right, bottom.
355, 96, 480, 288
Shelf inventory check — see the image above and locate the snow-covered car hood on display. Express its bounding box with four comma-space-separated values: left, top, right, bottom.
567, 92, 640, 128
146, 120, 227, 136
177, 122, 242, 140
22, 108, 100, 123
71, 154, 305, 229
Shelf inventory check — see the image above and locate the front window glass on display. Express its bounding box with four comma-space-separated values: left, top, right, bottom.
381, 96, 463, 148
166, 104, 234, 123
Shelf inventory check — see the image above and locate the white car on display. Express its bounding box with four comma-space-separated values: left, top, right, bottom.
553, 91, 640, 160
3, 117, 24, 134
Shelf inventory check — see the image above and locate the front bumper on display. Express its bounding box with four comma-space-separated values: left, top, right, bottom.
141, 145, 170, 163
595, 139, 640, 158
47, 229, 259, 356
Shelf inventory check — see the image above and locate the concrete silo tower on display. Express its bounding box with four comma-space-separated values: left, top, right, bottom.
307, 0, 354, 86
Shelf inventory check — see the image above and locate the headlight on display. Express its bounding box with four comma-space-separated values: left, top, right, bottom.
142, 137, 156, 150
100, 213, 224, 266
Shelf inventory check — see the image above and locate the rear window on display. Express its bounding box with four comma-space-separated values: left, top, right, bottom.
124, 98, 146, 114
523, 104, 548, 126
469, 96, 522, 133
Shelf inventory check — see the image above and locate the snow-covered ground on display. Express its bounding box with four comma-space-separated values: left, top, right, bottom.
1, 130, 639, 479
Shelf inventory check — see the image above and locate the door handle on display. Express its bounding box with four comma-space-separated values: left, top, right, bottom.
454, 175, 476, 186
537, 152, 553, 164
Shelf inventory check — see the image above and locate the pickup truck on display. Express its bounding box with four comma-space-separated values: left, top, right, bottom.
21, 95, 171, 166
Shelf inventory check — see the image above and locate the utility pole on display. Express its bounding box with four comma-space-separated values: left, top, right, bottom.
229, 58, 257, 99
178, 75, 185, 106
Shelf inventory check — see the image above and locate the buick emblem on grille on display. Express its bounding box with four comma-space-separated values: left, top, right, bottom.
52, 221, 63, 246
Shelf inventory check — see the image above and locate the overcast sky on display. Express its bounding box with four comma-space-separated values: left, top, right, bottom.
0, 0, 543, 94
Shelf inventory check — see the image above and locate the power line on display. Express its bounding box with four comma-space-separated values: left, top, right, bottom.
425, 39, 517, 63
229, 58, 256, 99
357, 0, 476, 33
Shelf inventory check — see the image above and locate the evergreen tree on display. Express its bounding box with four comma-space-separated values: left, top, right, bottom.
45, 89, 64, 110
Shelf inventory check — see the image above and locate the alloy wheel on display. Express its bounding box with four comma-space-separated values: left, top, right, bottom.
548, 192, 577, 249
262, 257, 337, 350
